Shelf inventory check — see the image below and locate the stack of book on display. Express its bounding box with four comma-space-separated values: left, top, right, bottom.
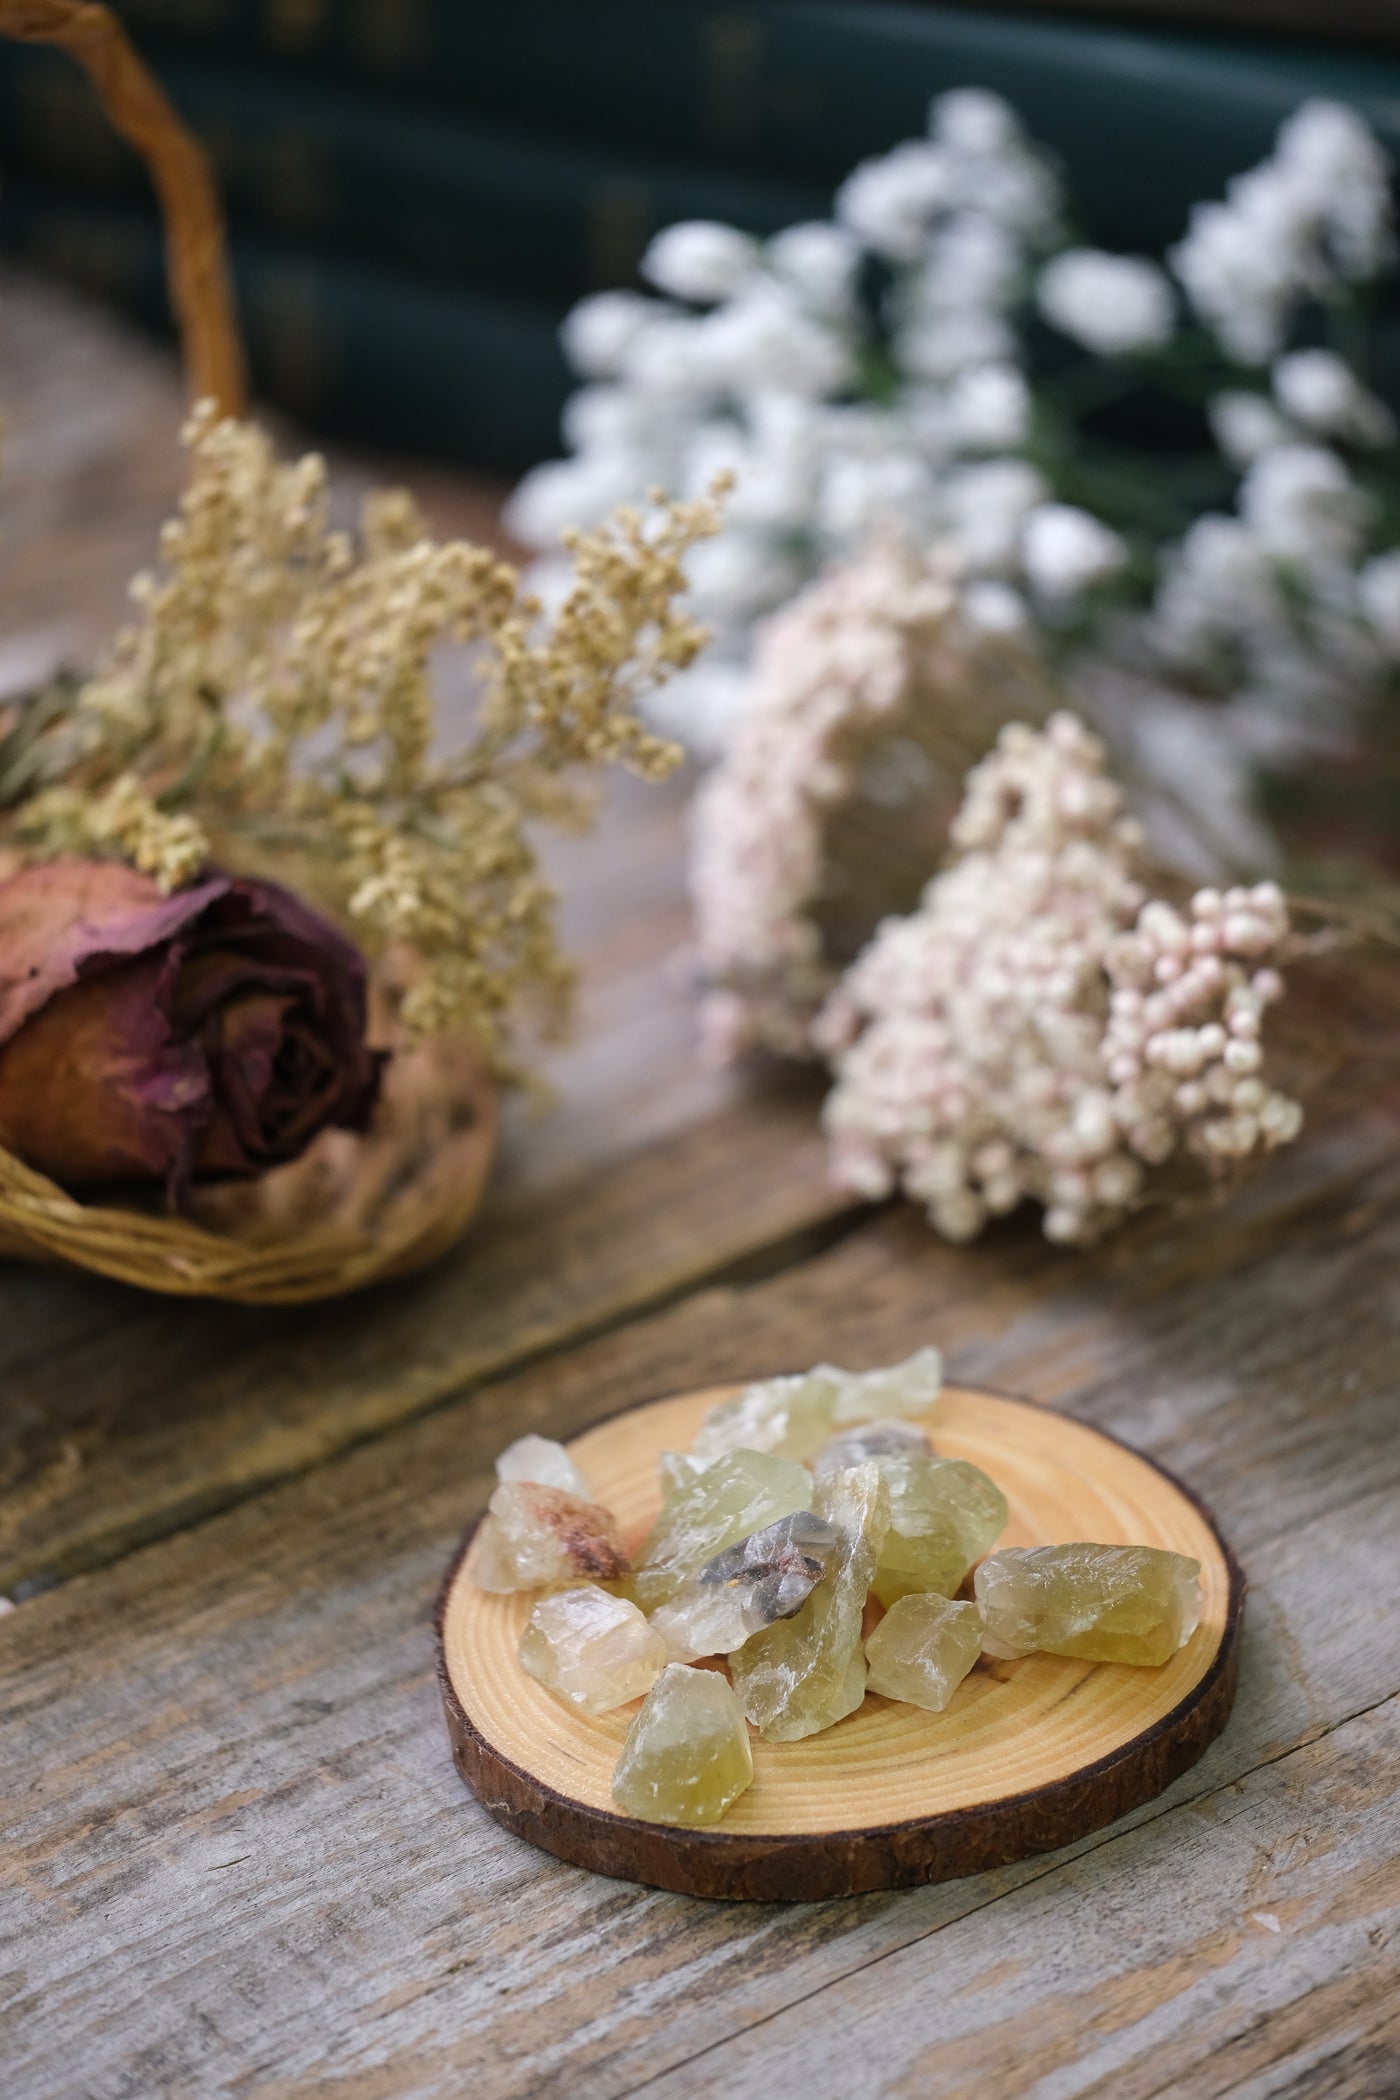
0, 0, 1392, 472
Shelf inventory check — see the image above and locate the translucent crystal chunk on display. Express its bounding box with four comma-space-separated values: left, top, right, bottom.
518, 1586, 666, 1714
629, 1449, 814, 1613
975, 1543, 1203, 1666
825, 1346, 944, 1424
611, 1663, 754, 1826
871, 1454, 1009, 1609
495, 1433, 590, 1499
691, 1348, 944, 1466
865, 1594, 984, 1712
471, 1482, 629, 1592
691, 1373, 840, 1465
657, 1449, 710, 1501
730, 1463, 890, 1741
648, 1511, 840, 1661
814, 1417, 933, 1475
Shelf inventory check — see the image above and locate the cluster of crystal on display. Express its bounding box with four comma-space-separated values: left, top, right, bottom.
865, 1594, 985, 1712
730, 1463, 890, 1741
649, 1512, 840, 1661
519, 1587, 667, 1714
472, 1482, 629, 1592
975, 1543, 1203, 1666
494, 1433, 590, 1499
629, 1450, 813, 1612
814, 1418, 932, 1475
871, 1454, 1009, 1609
611, 1664, 754, 1826
691, 1348, 944, 1466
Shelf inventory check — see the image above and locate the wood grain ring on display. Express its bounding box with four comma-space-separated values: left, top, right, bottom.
436, 1384, 1244, 1902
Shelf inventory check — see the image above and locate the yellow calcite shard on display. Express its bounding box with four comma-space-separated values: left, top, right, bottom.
730, 1463, 891, 1741
865, 1594, 983, 1711
611, 1663, 754, 1826
871, 1454, 1009, 1609
629, 1449, 814, 1613
519, 1587, 667, 1715
975, 1543, 1203, 1666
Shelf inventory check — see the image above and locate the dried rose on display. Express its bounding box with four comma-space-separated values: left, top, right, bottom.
0, 858, 384, 1200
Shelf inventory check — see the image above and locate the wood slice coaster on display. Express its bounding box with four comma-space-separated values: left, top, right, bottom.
436, 1384, 1244, 1902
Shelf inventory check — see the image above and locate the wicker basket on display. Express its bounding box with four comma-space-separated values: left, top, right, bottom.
0, 1018, 497, 1302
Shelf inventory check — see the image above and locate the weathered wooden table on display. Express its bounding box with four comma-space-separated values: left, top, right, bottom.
3, 273, 1398, 2100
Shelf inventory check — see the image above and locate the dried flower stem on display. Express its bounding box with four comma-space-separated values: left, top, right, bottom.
0, 0, 245, 412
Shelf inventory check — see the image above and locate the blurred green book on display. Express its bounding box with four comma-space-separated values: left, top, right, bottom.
0, 42, 824, 304
0, 184, 572, 472
104, 0, 1400, 253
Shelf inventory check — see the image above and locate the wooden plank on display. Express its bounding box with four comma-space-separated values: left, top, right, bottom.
4, 1109, 1399, 2099
642, 1695, 1400, 2100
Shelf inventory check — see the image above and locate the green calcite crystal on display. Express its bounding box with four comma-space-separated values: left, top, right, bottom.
648, 1511, 840, 1661
611, 1663, 754, 1826
827, 1346, 944, 1424
975, 1543, 1203, 1666
865, 1594, 984, 1712
629, 1449, 814, 1613
690, 1348, 944, 1466
657, 1449, 709, 1500
518, 1586, 667, 1714
729, 1463, 890, 1741
870, 1454, 1009, 1609
472, 1482, 629, 1592
813, 1417, 933, 1475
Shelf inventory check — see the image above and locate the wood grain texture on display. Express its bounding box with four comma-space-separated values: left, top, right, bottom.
440, 1385, 1243, 1899
5, 1135, 1400, 2099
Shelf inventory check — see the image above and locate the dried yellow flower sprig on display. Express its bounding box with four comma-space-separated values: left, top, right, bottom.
9, 405, 724, 1058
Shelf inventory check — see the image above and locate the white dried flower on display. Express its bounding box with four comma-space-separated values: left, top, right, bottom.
836, 140, 952, 260
1208, 391, 1292, 468
690, 542, 1033, 1060
1272, 349, 1396, 447
765, 222, 862, 313
1358, 551, 1400, 656
943, 460, 1048, 573
560, 291, 658, 378
1238, 443, 1368, 568
928, 88, 1023, 158
642, 221, 761, 304
1022, 504, 1129, 599
947, 363, 1031, 451
1036, 249, 1175, 355
819, 715, 1300, 1244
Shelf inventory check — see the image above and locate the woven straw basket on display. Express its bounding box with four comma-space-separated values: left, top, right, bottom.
0, 1023, 498, 1302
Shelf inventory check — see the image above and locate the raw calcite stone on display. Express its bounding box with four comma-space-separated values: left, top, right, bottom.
611, 1663, 754, 1826
629, 1449, 814, 1613
657, 1449, 709, 1500
518, 1586, 666, 1714
730, 1462, 891, 1741
865, 1594, 984, 1711
495, 1433, 590, 1498
691, 1348, 944, 1465
472, 1482, 629, 1592
871, 1454, 1009, 1609
975, 1543, 1203, 1666
814, 1418, 933, 1475
648, 1511, 840, 1661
